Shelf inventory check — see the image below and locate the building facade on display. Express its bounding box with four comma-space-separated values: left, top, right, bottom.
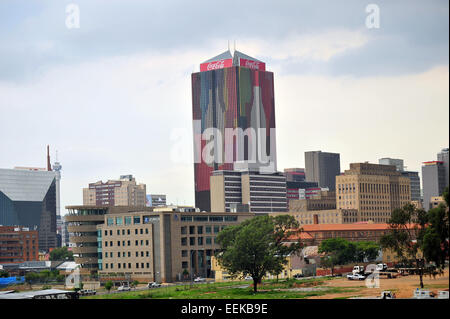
0, 168, 57, 252
305, 151, 340, 191
192, 50, 277, 212
378, 158, 405, 171
284, 168, 306, 182
336, 163, 411, 223
83, 175, 146, 207
437, 148, 449, 189
97, 210, 254, 282
421, 161, 446, 210
0, 226, 39, 264
288, 190, 336, 212
270, 209, 358, 226
210, 170, 287, 213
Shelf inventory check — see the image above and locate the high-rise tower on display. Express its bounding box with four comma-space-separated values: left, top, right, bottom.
192, 50, 277, 211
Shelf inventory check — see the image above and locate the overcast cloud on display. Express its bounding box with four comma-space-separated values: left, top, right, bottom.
0, 0, 448, 213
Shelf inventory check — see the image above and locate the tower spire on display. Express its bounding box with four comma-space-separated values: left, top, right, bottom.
47, 145, 52, 171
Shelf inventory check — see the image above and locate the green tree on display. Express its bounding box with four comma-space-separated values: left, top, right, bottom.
355, 241, 381, 262
104, 281, 113, 293
49, 247, 74, 261
318, 238, 356, 275
215, 215, 302, 293
380, 203, 427, 288
421, 187, 449, 273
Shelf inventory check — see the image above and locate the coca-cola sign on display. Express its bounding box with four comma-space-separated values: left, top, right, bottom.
200, 59, 233, 72
239, 58, 266, 71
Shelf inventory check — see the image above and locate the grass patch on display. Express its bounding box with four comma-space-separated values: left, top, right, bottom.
83, 277, 354, 300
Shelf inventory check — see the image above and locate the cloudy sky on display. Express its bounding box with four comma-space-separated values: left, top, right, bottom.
0, 0, 448, 213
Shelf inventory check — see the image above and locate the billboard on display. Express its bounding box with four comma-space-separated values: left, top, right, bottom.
200, 58, 233, 72
239, 58, 266, 71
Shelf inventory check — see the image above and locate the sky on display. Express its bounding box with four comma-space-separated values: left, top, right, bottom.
0, 0, 448, 214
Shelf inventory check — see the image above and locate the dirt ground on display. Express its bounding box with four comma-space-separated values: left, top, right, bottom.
309, 268, 449, 299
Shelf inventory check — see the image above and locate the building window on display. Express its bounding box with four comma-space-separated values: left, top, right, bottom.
145, 228, 149, 234
135, 251, 138, 257
190, 237, 195, 246
107, 218, 114, 226
146, 263, 150, 269
125, 216, 132, 225
213, 226, 220, 233
182, 250, 188, 257
189, 226, 195, 235
128, 240, 131, 246
110, 241, 113, 247
105, 241, 108, 247
136, 263, 139, 269
206, 237, 212, 245
122, 229, 125, 235
117, 241, 120, 247
146, 240, 149, 246
198, 237, 203, 245
146, 251, 149, 257
134, 216, 141, 224
116, 217, 123, 226
109, 230, 112, 236
110, 263, 114, 269
128, 263, 131, 268
181, 227, 187, 235
117, 230, 120, 236
127, 229, 130, 235
182, 261, 188, 269
135, 240, 139, 246
104, 230, 108, 236
205, 226, 211, 234
141, 251, 144, 257
128, 252, 131, 257
181, 237, 187, 246
135, 229, 138, 235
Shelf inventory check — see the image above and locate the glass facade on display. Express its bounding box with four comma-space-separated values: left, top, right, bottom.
0, 168, 57, 252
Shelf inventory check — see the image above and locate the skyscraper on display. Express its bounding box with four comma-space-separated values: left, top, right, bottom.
422, 161, 446, 210
437, 148, 449, 189
305, 151, 340, 191
192, 50, 277, 211
0, 168, 57, 252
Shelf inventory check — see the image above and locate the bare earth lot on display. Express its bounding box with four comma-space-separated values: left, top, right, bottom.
310, 268, 449, 299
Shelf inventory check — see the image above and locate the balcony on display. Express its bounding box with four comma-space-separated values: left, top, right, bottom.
69, 236, 98, 243
67, 225, 98, 233
71, 246, 98, 254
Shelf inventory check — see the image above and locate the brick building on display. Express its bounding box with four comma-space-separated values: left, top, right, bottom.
0, 226, 39, 264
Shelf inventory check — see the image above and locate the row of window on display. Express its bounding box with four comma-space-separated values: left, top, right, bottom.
103, 228, 149, 236
104, 251, 150, 258
181, 225, 225, 235
103, 239, 150, 247
104, 262, 150, 270
181, 237, 216, 246
180, 216, 238, 222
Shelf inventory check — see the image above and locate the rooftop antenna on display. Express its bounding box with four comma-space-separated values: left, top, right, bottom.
47, 145, 52, 171
234, 40, 236, 52
228, 40, 230, 51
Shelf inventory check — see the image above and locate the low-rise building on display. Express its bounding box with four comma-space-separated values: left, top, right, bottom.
0, 226, 39, 264
270, 209, 358, 225
97, 210, 254, 283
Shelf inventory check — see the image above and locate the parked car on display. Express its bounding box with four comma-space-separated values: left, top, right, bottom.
379, 291, 395, 299
117, 285, 131, 291
244, 276, 253, 281
347, 273, 365, 280
293, 274, 304, 279
147, 282, 162, 288
412, 289, 435, 299
193, 277, 206, 282
438, 290, 449, 299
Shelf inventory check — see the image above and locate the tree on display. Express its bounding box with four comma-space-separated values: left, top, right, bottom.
215, 215, 302, 293
318, 238, 356, 275
131, 280, 139, 289
421, 187, 449, 274
104, 281, 113, 293
49, 246, 74, 261
380, 203, 427, 288
355, 241, 381, 263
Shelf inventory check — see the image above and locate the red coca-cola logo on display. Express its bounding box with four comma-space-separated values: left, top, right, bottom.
207, 60, 225, 70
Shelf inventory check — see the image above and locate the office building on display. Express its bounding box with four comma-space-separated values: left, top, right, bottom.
305, 151, 340, 191
0, 226, 39, 264
97, 210, 254, 282
146, 194, 167, 207
287, 223, 418, 246
429, 196, 445, 210
288, 189, 336, 212
270, 209, 358, 225
192, 50, 277, 211
422, 161, 446, 210
437, 148, 449, 189
65, 205, 154, 271
0, 166, 57, 252
284, 168, 306, 182
400, 171, 421, 202
378, 158, 405, 171
336, 163, 411, 223
210, 170, 287, 213
83, 175, 146, 207
286, 181, 320, 201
